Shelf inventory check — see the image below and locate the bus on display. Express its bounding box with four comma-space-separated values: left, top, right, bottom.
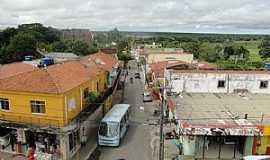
98, 104, 130, 146
242, 156, 270, 160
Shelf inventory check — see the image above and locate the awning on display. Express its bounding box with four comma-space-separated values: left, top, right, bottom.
180, 122, 263, 136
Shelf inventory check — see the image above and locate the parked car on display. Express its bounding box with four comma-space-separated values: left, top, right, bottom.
143, 91, 153, 102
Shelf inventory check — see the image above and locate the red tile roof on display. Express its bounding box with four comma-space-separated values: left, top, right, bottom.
0, 62, 36, 79
151, 60, 217, 71
150, 60, 189, 78
196, 62, 217, 70
80, 52, 118, 72
0, 61, 101, 94
150, 61, 169, 71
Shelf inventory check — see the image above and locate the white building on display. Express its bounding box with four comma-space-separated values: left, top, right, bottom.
165, 70, 270, 94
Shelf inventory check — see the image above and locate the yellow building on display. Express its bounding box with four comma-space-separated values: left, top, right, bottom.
0, 50, 121, 159
0, 60, 106, 127
0, 60, 111, 159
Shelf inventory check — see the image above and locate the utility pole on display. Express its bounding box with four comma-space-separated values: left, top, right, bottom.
159, 88, 165, 160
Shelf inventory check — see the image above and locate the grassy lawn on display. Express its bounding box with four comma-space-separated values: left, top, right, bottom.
234, 40, 262, 61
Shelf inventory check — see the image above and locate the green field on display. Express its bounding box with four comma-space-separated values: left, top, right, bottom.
234, 40, 262, 61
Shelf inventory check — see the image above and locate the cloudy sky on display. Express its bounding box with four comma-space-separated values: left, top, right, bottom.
1, 0, 270, 34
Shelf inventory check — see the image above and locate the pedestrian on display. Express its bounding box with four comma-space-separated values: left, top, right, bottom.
27, 147, 35, 160
10, 134, 15, 152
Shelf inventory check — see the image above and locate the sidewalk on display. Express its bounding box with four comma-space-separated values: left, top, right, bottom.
71, 133, 97, 160
0, 152, 26, 160
164, 123, 181, 160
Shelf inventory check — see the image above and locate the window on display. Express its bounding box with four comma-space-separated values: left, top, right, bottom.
30, 100, 45, 113
260, 81, 268, 89
218, 80, 225, 88
83, 88, 89, 98
120, 118, 124, 132
0, 98, 9, 110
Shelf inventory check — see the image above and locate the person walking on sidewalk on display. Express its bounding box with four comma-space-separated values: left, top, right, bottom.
27, 147, 35, 160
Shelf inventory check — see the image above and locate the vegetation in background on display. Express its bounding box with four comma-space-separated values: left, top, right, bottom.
86, 91, 100, 104
259, 38, 270, 59
1, 23, 270, 70
94, 28, 133, 63
134, 34, 270, 69
0, 23, 99, 64
0, 23, 60, 64
50, 40, 98, 55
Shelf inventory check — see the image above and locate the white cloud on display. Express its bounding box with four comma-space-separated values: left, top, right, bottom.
0, 0, 270, 34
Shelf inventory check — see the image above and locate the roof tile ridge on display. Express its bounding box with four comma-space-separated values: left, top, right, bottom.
44, 69, 62, 93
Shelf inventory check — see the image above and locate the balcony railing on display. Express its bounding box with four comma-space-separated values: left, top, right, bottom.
0, 113, 63, 129
71, 69, 122, 124
0, 69, 122, 131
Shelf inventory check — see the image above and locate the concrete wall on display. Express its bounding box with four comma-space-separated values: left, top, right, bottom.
166, 71, 270, 94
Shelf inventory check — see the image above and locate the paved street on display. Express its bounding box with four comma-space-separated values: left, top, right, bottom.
99, 61, 156, 160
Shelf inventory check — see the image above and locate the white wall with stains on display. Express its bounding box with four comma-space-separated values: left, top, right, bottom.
166, 71, 270, 94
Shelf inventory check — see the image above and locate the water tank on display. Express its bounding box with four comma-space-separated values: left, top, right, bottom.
41, 57, 54, 66
24, 55, 33, 61
265, 63, 270, 70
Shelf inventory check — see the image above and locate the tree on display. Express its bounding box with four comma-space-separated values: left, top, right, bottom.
181, 42, 200, 59
117, 51, 133, 64
234, 46, 249, 64
0, 27, 17, 47
88, 42, 99, 54
259, 39, 270, 59
51, 41, 68, 52
72, 41, 90, 55
223, 46, 234, 60
117, 40, 129, 53
86, 91, 99, 104
2, 32, 38, 63
8, 32, 37, 55
18, 23, 60, 43
198, 43, 221, 62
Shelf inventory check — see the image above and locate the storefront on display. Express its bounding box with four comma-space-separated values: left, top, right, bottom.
0, 127, 16, 153
180, 125, 263, 159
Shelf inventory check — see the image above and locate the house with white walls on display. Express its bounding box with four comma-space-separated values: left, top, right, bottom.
165, 70, 270, 94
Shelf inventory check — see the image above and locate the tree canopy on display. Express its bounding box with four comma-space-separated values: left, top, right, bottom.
0, 23, 61, 64
259, 39, 270, 59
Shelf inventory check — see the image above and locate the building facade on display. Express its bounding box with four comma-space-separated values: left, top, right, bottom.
0, 57, 119, 159
165, 69, 270, 159
166, 70, 270, 94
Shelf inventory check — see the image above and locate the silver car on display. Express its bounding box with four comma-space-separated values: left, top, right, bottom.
143, 91, 153, 102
